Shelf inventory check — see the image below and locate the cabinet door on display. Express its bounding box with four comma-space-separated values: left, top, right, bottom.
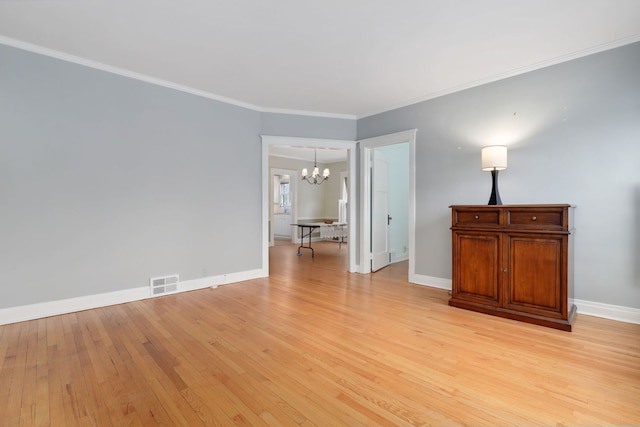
505, 233, 566, 318
453, 231, 501, 306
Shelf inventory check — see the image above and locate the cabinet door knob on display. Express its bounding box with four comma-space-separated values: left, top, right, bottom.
474, 215, 479, 220
532, 216, 537, 221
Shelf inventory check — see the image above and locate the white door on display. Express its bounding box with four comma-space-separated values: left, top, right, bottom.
371, 150, 390, 272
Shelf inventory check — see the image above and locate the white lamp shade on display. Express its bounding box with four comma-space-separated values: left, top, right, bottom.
301, 168, 308, 178
322, 168, 330, 178
312, 166, 319, 178
481, 145, 508, 171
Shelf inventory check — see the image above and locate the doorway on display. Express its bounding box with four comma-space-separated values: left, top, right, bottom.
261, 136, 357, 276
359, 130, 417, 276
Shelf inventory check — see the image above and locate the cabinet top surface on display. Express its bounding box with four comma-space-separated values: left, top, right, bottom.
450, 204, 574, 231
449, 204, 574, 209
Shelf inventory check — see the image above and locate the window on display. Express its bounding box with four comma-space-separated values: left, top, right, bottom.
280, 182, 291, 207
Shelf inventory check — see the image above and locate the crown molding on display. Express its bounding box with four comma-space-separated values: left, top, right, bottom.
0, 36, 266, 112
0, 35, 355, 120
0, 35, 357, 120
3, 33, 639, 121
357, 34, 640, 119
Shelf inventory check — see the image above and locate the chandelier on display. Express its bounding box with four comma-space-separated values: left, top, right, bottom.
301, 148, 330, 185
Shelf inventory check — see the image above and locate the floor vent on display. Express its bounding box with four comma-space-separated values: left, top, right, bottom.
150, 274, 179, 296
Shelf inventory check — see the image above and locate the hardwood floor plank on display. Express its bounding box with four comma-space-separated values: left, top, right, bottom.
3, 322, 28, 426
0, 241, 638, 425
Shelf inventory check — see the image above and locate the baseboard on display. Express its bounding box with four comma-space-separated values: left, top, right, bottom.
409, 273, 452, 291
214, 269, 266, 287
179, 275, 220, 292
571, 298, 640, 325
0, 268, 267, 326
390, 251, 408, 264
5, 271, 636, 326
409, 274, 640, 325
0, 287, 149, 326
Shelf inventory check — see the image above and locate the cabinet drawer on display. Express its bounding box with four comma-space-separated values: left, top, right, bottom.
507, 209, 564, 229
454, 210, 501, 226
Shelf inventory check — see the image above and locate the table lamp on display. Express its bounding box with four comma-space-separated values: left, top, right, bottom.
481, 145, 507, 205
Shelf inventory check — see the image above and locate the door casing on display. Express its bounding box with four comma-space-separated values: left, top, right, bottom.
359, 129, 417, 275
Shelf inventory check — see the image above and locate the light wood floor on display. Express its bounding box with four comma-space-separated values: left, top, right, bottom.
1, 241, 639, 426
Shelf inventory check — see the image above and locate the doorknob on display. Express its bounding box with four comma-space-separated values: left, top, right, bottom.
387, 214, 392, 225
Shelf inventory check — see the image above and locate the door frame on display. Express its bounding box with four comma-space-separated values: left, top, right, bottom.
269, 168, 297, 246
358, 129, 417, 275
261, 135, 357, 276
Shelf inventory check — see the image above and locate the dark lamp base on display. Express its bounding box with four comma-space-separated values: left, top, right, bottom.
488, 170, 502, 205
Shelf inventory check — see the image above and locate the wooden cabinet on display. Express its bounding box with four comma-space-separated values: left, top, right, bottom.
449, 205, 576, 331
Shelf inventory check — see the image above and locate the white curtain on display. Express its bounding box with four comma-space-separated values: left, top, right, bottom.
320, 224, 348, 239
338, 200, 347, 223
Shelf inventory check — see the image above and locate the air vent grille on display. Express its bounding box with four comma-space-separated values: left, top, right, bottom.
150, 274, 179, 296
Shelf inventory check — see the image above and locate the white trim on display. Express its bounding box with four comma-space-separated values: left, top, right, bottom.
3, 271, 637, 326
180, 275, 220, 292
213, 269, 266, 287
390, 251, 408, 264
358, 130, 417, 276
0, 36, 356, 121
5, 34, 638, 121
0, 287, 148, 326
357, 34, 640, 119
0, 269, 265, 326
571, 299, 640, 325
0, 36, 260, 112
410, 274, 453, 291
409, 274, 640, 325
262, 135, 357, 273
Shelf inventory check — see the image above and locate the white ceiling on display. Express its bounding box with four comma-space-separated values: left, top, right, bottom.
1, 0, 639, 118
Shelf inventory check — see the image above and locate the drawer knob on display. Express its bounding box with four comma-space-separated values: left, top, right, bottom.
474, 215, 479, 220
532, 216, 537, 221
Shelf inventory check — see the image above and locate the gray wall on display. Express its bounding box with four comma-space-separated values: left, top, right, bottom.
261, 112, 356, 140
0, 44, 263, 308
2, 40, 639, 311
0, 44, 355, 309
357, 42, 640, 308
